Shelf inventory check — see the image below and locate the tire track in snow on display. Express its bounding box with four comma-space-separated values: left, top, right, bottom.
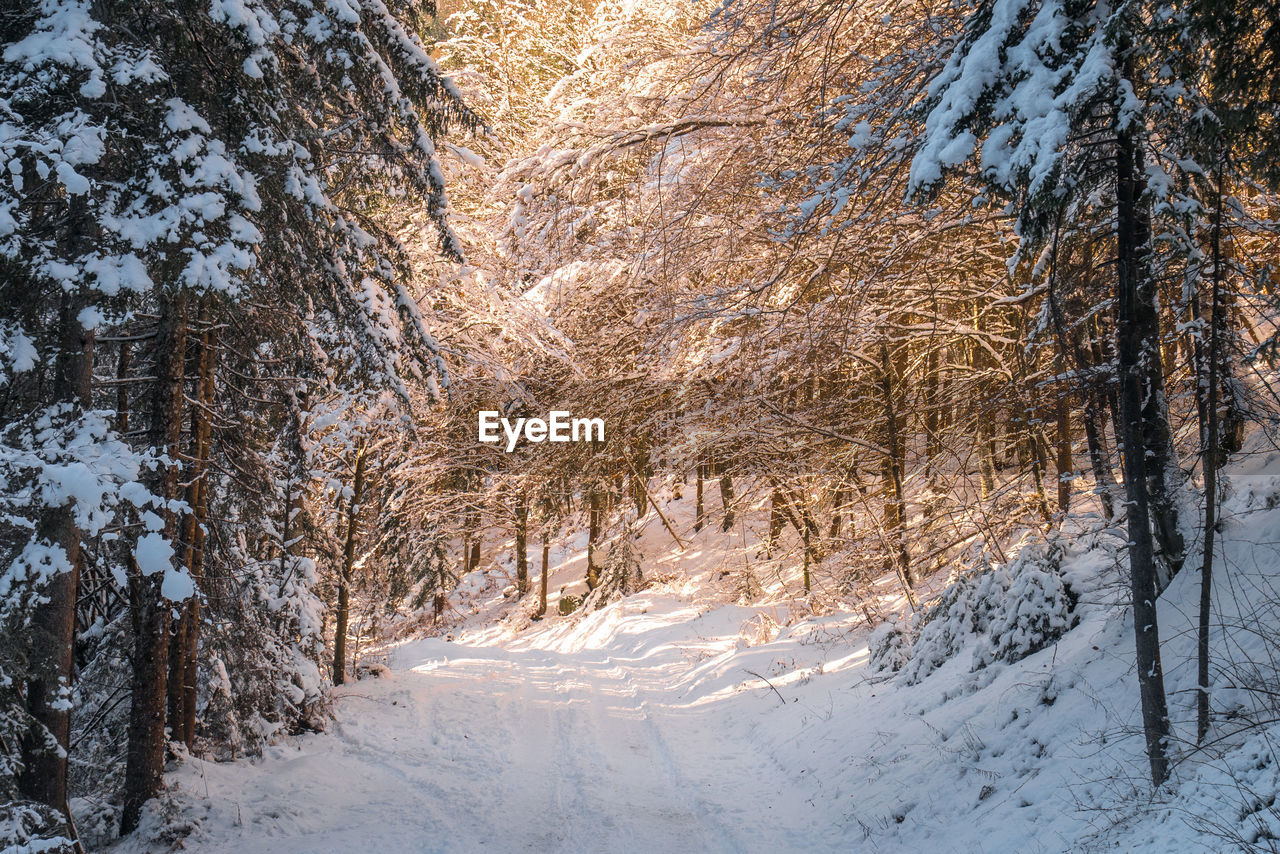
532, 655, 730, 853
614, 669, 745, 854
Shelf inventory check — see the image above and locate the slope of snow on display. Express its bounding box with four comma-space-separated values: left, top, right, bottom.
109, 455, 1280, 853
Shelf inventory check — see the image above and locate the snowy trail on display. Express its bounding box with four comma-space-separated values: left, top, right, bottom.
159, 617, 830, 854
124, 539, 1280, 854
107, 461, 1280, 854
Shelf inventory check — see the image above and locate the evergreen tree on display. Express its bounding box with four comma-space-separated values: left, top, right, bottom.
0, 0, 478, 834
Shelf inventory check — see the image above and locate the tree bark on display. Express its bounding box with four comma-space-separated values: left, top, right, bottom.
879, 342, 912, 587
462, 476, 479, 575
1123, 146, 1186, 583
1055, 398, 1073, 513
586, 486, 601, 589
923, 343, 941, 486
1025, 407, 1053, 522
719, 473, 735, 532
1116, 117, 1172, 787
514, 494, 528, 595
333, 445, 367, 686
115, 341, 131, 433
768, 489, 785, 557
769, 478, 824, 562
1081, 385, 1118, 519
694, 464, 704, 532
181, 317, 215, 747
631, 446, 650, 517
977, 415, 997, 498
1198, 167, 1226, 745
167, 317, 206, 746
829, 486, 846, 538
802, 527, 811, 593
535, 530, 550, 618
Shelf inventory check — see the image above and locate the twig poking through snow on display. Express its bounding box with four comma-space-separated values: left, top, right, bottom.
744, 668, 787, 706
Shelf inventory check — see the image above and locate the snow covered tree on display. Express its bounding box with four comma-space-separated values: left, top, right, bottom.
888, 0, 1277, 786
1, 0, 478, 836
895, 0, 1192, 787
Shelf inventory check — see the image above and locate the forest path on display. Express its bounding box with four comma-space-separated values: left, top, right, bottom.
159, 607, 832, 854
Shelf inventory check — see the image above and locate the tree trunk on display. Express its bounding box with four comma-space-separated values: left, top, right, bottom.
462, 480, 479, 575
631, 446, 649, 517
115, 341, 131, 433
333, 446, 367, 687
1055, 398, 1073, 513
167, 315, 208, 744
1124, 158, 1186, 584
769, 479, 823, 561
977, 414, 997, 498
166, 606, 186, 748
1116, 117, 1172, 787
1143, 388, 1187, 586
719, 473, 735, 532
181, 317, 215, 747
923, 344, 941, 486
1082, 386, 1118, 519
1198, 167, 1226, 745
586, 486, 601, 589
514, 494, 528, 595
802, 527, 811, 593
19, 289, 94, 819
1024, 407, 1053, 522
879, 342, 912, 587
767, 489, 784, 557
694, 464, 704, 532
535, 530, 550, 618
122, 294, 188, 834
798, 500, 821, 562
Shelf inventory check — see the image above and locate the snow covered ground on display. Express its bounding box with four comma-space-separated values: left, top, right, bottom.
137, 609, 841, 853
109, 456, 1280, 853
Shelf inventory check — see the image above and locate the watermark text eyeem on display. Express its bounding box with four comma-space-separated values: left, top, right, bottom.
478, 410, 604, 452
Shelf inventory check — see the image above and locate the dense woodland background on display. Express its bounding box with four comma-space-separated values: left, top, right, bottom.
1, 0, 1279, 849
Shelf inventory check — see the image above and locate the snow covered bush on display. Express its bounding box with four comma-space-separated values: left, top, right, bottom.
871, 541, 1079, 684
198, 455, 332, 755
584, 532, 644, 611
867, 620, 913, 674
0, 801, 74, 853
973, 545, 1079, 669
202, 551, 330, 753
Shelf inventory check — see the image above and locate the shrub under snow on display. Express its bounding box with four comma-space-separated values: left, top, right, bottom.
872, 541, 1080, 684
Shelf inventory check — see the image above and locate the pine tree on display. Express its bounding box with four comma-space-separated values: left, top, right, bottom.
1, 0, 478, 834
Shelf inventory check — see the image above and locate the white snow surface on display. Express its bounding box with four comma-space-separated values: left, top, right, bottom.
111, 452, 1280, 853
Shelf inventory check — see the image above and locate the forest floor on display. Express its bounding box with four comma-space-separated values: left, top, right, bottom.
109, 453, 1280, 853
